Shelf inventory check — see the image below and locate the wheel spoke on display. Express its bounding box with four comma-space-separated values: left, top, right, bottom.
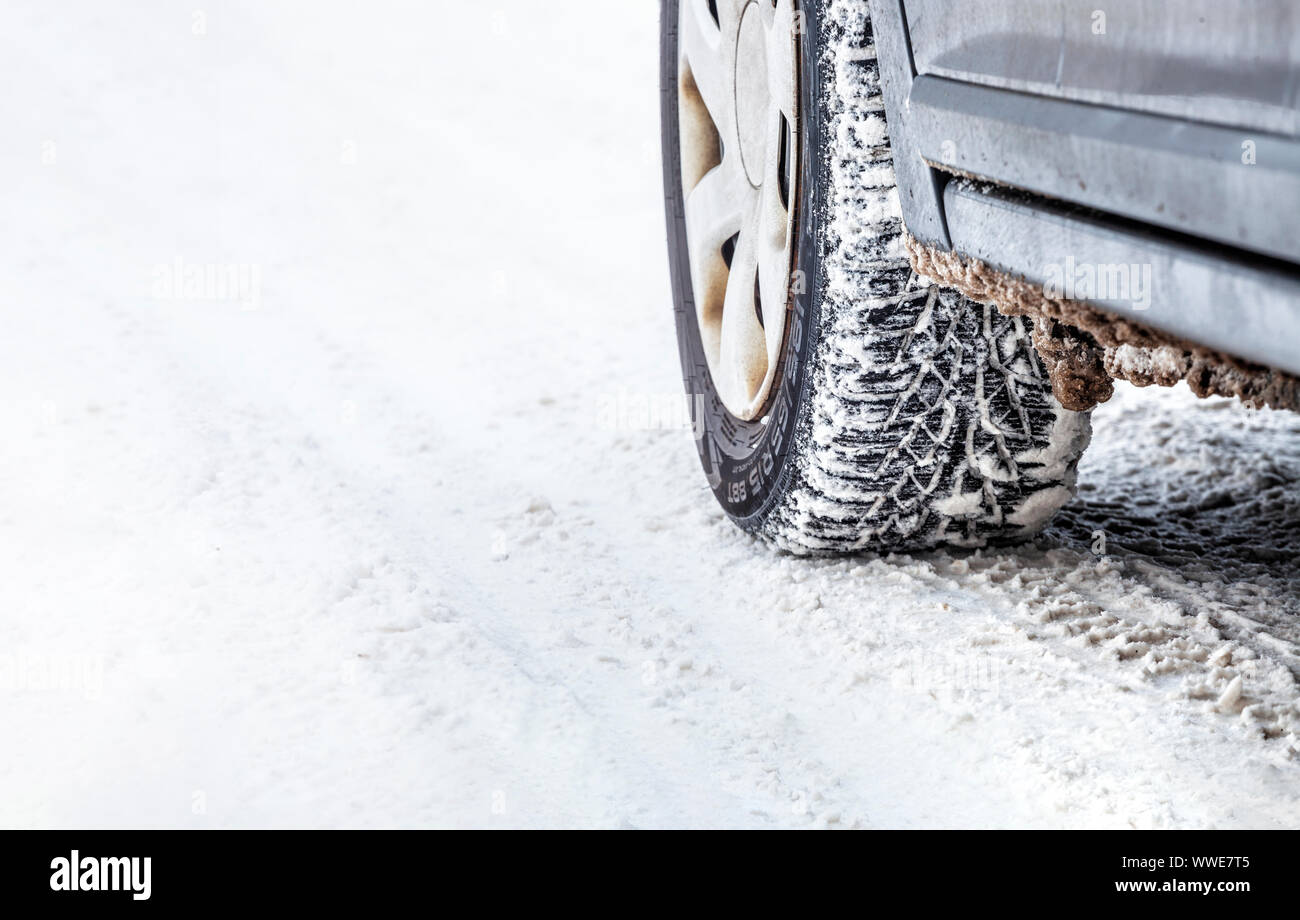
684, 155, 754, 265
757, 226, 792, 367
717, 227, 769, 413
754, 11, 796, 373
685, 153, 754, 367
757, 105, 791, 243
767, 1, 800, 121
711, 0, 749, 38
679, 0, 738, 145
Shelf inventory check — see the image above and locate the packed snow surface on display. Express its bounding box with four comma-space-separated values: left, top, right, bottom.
1, 0, 1298, 828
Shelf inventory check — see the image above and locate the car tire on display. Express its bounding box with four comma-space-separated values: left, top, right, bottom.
660, 0, 1092, 553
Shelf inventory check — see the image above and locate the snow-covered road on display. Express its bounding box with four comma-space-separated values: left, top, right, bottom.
2, 0, 1298, 828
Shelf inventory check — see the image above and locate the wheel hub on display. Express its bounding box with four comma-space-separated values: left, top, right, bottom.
677, 0, 801, 421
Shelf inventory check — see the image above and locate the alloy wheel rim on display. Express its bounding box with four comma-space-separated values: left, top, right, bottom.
678, 0, 801, 421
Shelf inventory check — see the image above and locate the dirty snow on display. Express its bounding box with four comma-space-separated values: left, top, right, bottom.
0, 0, 1298, 829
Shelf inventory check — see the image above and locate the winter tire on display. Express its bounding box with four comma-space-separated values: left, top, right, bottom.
660, 0, 1092, 553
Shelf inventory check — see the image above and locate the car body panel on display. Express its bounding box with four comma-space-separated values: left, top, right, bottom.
866, 0, 1300, 375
